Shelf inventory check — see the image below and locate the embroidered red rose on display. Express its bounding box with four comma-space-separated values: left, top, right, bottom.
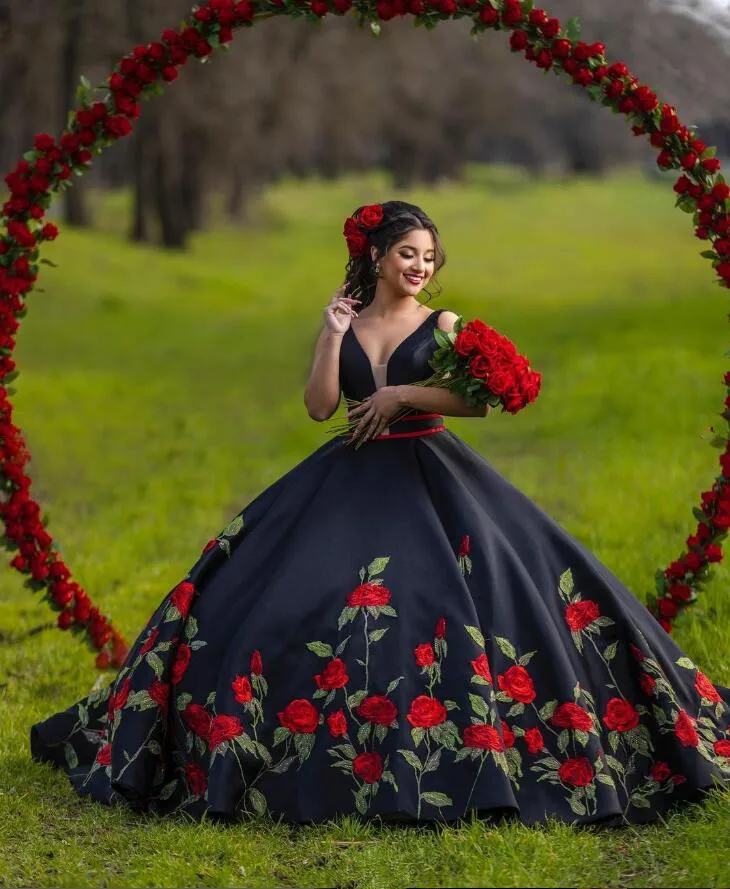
650, 761, 672, 783
232, 674, 253, 704
278, 699, 319, 734
714, 739, 730, 759
602, 698, 640, 733
356, 695, 398, 726
524, 726, 544, 754
497, 665, 536, 704
414, 643, 435, 667
471, 652, 492, 683
463, 723, 504, 751
250, 649, 263, 676
639, 674, 656, 696
501, 719, 516, 749
96, 742, 112, 766
564, 600, 600, 632
694, 671, 722, 703
558, 757, 595, 787
139, 626, 159, 656
172, 643, 191, 685
149, 680, 170, 715
357, 204, 383, 228
435, 616, 446, 639
107, 675, 132, 721
630, 644, 646, 663
674, 709, 699, 747
352, 751, 383, 784
315, 657, 349, 690
551, 702, 593, 732
327, 709, 348, 737
184, 762, 207, 796
171, 580, 195, 617
183, 702, 212, 739
458, 534, 470, 557
208, 714, 244, 750
346, 583, 391, 607
672, 774, 687, 785
406, 695, 447, 729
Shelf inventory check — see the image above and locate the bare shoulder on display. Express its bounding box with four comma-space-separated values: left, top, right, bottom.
436, 310, 460, 333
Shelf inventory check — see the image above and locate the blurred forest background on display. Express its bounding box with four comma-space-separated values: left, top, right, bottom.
1, 0, 730, 248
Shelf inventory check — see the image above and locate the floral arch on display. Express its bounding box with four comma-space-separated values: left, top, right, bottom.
1, 0, 729, 668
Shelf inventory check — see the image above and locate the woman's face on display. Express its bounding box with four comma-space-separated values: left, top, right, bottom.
373, 228, 435, 298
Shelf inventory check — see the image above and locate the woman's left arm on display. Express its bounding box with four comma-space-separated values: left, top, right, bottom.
397, 311, 488, 418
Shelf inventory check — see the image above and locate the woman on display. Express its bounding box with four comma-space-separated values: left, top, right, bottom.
30, 200, 730, 827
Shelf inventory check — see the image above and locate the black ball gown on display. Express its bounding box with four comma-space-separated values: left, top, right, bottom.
30, 307, 730, 827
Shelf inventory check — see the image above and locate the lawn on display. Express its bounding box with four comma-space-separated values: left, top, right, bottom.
1, 166, 729, 887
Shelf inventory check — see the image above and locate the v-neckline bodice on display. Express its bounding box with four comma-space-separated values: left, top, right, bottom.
347, 308, 443, 390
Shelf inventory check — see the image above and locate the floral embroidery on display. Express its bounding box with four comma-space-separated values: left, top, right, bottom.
456, 534, 472, 576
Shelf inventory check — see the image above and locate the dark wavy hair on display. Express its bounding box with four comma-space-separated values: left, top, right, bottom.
343, 201, 446, 309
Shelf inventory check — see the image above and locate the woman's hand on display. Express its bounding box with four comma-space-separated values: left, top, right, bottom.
346, 386, 403, 442
323, 283, 361, 336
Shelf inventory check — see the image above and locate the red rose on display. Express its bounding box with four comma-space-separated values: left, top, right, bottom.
356, 695, 398, 726
714, 739, 730, 759
471, 652, 492, 684
497, 665, 536, 704
209, 714, 244, 750
639, 674, 656, 696
149, 679, 170, 714
657, 597, 678, 619
34, 134, 55, 153
184, 762, 207, 796
96, 742, 112, 766
558, 757, 595, 787
468, 354, 492, 382
183, 702, 212, 739
695, 671, 722, 703
602, 698, 640, 733
435, 616, 446, 639
139, 626, 159, 656
668, 583, 692, 602
327, 709, 348, 737
352, 751, 383, 784
347, 583, 391, 607
458, 534, 470, 557
705, 544, 723, 562
232, 674, 253, 703
170, 580, 195, 617
524, 726, 544, 754
674, 709, 699, 747
414, 643, 435, 667
250, 649, 263, 675
406, 695, 447, 729
172, 643, 191, 684
501, 719, 516, 749
104, 116, 133, 139
315, 657, 349, 690
551, 702, 594, 732
454, 328, 482, 357
278, 699, 319, 734
564, 600, 601, 632
651, 761, 672, 783
463, 723, 503, 751
345, 230, 367, 257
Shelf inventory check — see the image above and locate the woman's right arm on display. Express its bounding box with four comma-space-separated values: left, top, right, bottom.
304, 286, 360, 422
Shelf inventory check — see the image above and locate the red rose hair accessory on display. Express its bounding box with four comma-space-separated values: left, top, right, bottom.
343, 203, 383, 256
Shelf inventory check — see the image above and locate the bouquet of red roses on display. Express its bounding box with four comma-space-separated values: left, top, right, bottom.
331, 316, 541, 445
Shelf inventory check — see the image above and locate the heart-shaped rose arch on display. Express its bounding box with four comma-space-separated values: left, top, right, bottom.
2, 0, 729, 669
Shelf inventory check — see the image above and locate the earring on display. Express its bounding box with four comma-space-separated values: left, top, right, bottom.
373, 262, 381, 276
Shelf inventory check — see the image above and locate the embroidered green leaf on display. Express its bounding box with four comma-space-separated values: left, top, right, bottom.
506, 703, 524, 718
572, 682, 581, 701
538, 699, 558, 721
338, 607, 358, 631
368, 628, 389, 643
386, 676, 404, 695
494, 636, 517, 660
574, 730, 590, 748
184, 616, 199, 640
312, 688, 327, 699
358, 566, 366, 583
471, 675, 490, 687
557, 729, 570, 754
375, 724, 388, 744
398, 749, 423, 771
64, 742, 78, 769
354, 785, 369, 815
630, 793, 651, 809
250, 740, 272, 766
357, 721, 372, 746
608, 731, 620, 753
411, 727, 425, 747
379, 605, 398, 618
444, 700, 459, 711
335, 636, 351, 657
294, 732, 315, 762
518, 650, 537, 667
454, 748, 472, 762
464, 625, 485, 648
222, 514, 244, 537
205, 690, 216, 707
421, 791, 452, 808
195, 735, 206, 756
367, 556, 390, 577
272, 726, 290, 747
468, 693, 489, 719
158, 780, 178, 801
348, 690, 368, 709
145, 651, 164, 679
271, 755, 296, 774
558, 567, 574, 598
625, 725, 653, 757
495, 691, 512, 703
537, 756, 561, 770
594, 617, 615, 628
568, 793, 587, 816
603, 641, 618, 662
306, 641, 333, 658
381, 770, 399, 791
191, 640, 207, 651
218, 538, 231, 558
676, 657, 696, 670
464, 556, 472, 574
247, 787, 267, 816
423, 749, 441, 773
77, 703, 89, 727
571, 631, 584, 653
716, 702, 725, 720
597, 773, 616, 788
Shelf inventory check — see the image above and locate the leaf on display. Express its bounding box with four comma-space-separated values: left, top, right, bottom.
411, 727, 425, 747
335, 636, 351, 657
594, 617, 615, 628
558, 730, 570, 754
386, 676, 404, 695
190, 640, 207, 651
145, 651, 164, 679
357, 721, 372, 746
564, 15, 582, 40
221, 514, 244, 537
398, 748, 423, 771
64, 742, 78, 769
294, 732, 315, 763
675, 657, 696, 671
558, 567, 574, 598
379, 605, 398, 617
603, 641, 618, 662
494, 636, 517, 660
306, 641, 333, 658
271, 755, 296, 774
367, 556, 389, 577
375, 724, 388, 744
348, 690, 367, 709
574, 730, 590, 748
272, 726, 290, 747
78, 703, 89, 727
469, 693, 489, 719
518, 650, 537, 667
205, 690, 216, 706
247, 787, 267, 816
423, 749, 442, 774
421, 791, 453, 808
506, 703, 525, 718
184, 616, 199, 640
630, 793, 651, 809
158, 780, 178, 801
368, 628, 389, 643
465, 625, 485, 648
444, 700, 459, 711
538, 700, 558, 722
568, 794, 587, 816
381, 771, 399, 791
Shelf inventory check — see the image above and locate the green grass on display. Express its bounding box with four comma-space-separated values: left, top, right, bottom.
2, 165, 730, 887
